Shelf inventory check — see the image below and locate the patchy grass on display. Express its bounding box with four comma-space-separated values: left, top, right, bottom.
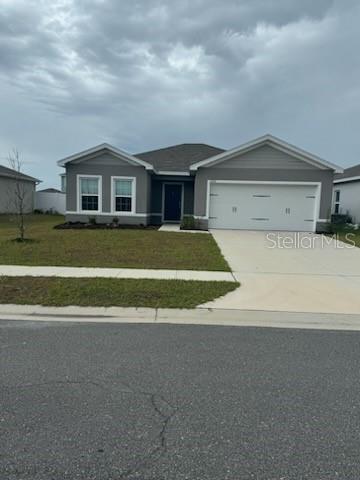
327, 225, 360, 248
0, 276, 239, 308
0, 214, 230, 271
336, 230, 360, 248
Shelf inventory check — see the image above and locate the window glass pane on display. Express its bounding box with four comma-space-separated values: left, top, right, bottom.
61, 175, 66, 193
335, 204, 340, 214
115, 197, 132, 212
81, 178, 98, 194
115, 179, 132, 196
335, 191, 340, 202
82, 195, 98, 211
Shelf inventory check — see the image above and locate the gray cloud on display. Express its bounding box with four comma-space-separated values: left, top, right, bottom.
0, 0, 359, 186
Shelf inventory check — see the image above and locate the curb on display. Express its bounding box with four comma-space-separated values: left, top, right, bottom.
1, 304, 360, 331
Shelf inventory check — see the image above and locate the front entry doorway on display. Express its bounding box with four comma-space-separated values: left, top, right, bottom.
163, 183, 182, 222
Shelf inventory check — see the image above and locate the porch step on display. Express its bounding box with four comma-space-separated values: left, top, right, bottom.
159, 223, 209, 234
159, 223, 181, 232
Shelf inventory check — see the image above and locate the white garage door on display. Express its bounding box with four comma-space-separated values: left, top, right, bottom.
208, 183, 318, 231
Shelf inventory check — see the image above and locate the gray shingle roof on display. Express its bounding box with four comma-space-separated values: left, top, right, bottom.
135, 143, 225, 172
335, 163, 360, 182
0, 164, 40, 183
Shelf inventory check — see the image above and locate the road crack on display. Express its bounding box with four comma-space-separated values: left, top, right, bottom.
115, 380, 178, 479
4, 377, 179, 479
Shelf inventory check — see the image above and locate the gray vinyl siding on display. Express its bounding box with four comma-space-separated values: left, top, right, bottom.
65, 153, 150, 214
77, 153, 135, 167
183, 181, 195, 215
194, 168, 334, 221
146, 173, 152, 214
151, 179, 163, 214
64, 152, 196, 225
214, 145, 318, 169
0, 177, 35, 213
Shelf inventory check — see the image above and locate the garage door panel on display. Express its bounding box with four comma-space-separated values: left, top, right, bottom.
209, 183, 317, 231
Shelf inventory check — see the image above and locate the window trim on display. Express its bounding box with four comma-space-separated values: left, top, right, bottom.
334, 189, 341, 214
60, 173, 66, 193
111, 176, 136, 215
77, 175, 102, 214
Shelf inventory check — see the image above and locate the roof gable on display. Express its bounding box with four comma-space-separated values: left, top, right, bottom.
57, 143, 154, 170
207, 144, 318, 170
190, 135, 343, 173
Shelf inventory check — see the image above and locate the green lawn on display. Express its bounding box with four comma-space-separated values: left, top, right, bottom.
0, 276, 238, 308
0, 215, 229, 271
328, 225, 360, 248
337, 230, 360, 248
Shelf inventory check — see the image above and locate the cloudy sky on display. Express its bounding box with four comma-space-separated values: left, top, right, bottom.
0, 0, 359, 187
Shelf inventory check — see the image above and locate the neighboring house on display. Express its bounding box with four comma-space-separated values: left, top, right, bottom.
57, 134, 342, 232
35, 188, 66, 214
333, 164, 360, 223
0, 164, 40, 214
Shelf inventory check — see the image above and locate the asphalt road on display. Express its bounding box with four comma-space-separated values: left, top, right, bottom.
1, 320, 360, 479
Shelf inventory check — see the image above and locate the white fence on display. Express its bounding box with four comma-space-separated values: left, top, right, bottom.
35, 191, 66, 214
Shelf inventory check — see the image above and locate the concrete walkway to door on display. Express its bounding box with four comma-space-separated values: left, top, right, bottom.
202, 230, 360, 314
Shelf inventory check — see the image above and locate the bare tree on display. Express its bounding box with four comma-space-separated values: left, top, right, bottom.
7, 149, 27, 241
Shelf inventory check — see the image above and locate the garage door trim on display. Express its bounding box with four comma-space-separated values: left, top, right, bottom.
206, 180, 322, 232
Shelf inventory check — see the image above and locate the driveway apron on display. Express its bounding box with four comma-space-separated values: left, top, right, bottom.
202, 230, 360, 314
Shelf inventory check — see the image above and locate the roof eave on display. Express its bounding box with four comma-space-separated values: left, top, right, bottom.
0, 172, 41, 183
57, 143, 154, 170
334, 175, 360, 184
154, 170, 191, 176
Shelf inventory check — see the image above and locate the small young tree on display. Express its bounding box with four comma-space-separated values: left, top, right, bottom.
7, 149, 27, 241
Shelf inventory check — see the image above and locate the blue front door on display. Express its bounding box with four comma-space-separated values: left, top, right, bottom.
164, 184, 182, 221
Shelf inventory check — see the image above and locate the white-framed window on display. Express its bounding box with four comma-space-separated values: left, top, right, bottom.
334, 190, 340, 214
112, 176, 136, 214
78, 175, 102, 213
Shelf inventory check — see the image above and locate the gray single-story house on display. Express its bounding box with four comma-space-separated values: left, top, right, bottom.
57, 134, 342, 232
0, 164, 40, 214
333, 163, 360, 223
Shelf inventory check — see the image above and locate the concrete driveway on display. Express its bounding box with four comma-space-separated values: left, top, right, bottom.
202, 230, 360, 314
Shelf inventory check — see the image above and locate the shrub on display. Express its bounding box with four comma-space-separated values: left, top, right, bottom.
88, 216, 97, 225
44, 209, 60, 215
331, 213, 352, 224
181, 215, 196, 230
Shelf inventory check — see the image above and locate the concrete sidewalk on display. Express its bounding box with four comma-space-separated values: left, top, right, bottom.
0, 265, 235, 282
1, 304, 360, 331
